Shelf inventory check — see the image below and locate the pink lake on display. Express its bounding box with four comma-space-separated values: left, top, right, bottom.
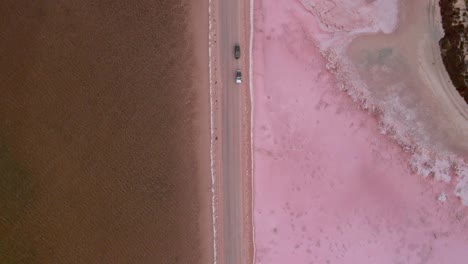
251, 0, 468, 263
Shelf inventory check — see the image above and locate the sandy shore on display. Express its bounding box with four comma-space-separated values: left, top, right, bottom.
251, 0, 468, 263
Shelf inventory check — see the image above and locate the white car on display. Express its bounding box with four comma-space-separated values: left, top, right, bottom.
236, 70, 242, 84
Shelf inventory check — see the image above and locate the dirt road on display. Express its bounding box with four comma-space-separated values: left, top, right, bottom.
219, 0, 243, 263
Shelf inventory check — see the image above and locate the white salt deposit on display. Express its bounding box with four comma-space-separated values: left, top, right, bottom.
455, 165, 468, 205
438, 192, 447, 202
302, 0, 468, 205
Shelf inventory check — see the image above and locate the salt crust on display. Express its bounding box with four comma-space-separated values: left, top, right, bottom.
302, 0, 468, 205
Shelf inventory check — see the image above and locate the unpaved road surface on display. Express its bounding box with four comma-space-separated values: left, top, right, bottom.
219, 0, 243, 263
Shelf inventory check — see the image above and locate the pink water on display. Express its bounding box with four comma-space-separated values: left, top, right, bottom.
252, 0, 468, 263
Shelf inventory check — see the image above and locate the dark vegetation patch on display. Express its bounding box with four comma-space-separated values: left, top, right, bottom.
439, 0, 468, 103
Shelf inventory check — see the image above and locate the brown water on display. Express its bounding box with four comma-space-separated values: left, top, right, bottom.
0, 1, 211, 263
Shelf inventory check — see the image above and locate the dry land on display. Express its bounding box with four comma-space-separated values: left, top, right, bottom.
439, 0, 468, 103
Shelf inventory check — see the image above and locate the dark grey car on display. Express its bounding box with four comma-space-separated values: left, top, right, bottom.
234, 43, 240, 59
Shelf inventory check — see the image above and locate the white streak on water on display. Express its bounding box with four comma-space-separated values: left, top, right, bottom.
208, 0, 218, 262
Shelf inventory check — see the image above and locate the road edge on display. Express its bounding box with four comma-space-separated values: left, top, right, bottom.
240, 0, 255, 262
248, 0, 256, 262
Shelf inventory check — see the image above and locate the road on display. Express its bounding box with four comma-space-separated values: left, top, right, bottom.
219, 0, 243, 263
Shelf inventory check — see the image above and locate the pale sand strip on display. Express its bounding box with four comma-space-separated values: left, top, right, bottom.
208, 0, 223, 262
208, 0, 219, 261
249, 0, 256, 262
